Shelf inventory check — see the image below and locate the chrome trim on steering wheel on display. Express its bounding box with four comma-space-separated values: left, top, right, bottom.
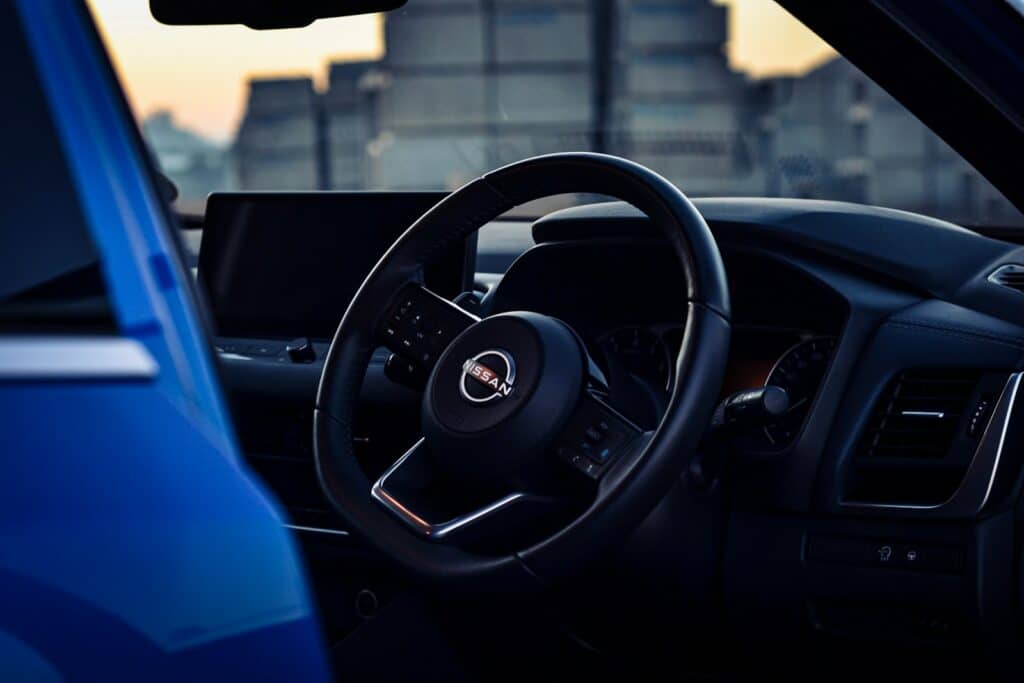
370, 438, 532, 540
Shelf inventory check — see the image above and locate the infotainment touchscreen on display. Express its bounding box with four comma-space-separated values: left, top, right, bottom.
198, 192, 470, 340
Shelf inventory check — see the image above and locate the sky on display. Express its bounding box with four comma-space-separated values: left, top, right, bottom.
717, 0, 835, 77
87, 0, 835, 144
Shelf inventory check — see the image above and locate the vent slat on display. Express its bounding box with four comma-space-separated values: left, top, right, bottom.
858, 369, 981, 462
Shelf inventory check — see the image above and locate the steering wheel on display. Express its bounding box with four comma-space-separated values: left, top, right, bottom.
315, 153, 730, 591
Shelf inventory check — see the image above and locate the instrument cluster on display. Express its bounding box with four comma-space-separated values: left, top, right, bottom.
599, 324, 837, 447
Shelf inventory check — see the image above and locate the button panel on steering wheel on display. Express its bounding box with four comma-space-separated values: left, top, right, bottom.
554, 393, 641, 479
380, 284, 478, 370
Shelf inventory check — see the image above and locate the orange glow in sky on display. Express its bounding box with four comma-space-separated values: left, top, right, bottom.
713, 0, 835, 77
87, 0, 833, 144
88, 0, 383, 142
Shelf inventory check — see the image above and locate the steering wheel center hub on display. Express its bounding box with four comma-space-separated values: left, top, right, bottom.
423, 312, 584, 479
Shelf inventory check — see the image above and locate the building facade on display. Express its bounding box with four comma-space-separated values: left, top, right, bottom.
228, 0, 1017, 225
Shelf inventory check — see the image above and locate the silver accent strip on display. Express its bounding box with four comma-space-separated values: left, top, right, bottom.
843, 371, 1023, 515
371, 438, 529, 540
284, 524, 350, 537
901, 410, 946, 419
0, 336, 158, 381
981, 373, 1021, 506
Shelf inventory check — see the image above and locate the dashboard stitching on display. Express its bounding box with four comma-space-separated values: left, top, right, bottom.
885, 320, 1024, 349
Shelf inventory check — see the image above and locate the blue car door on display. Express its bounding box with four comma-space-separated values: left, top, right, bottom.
0, 2, 329, 680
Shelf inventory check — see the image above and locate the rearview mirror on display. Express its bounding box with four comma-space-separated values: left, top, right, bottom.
149, 0, 407, 30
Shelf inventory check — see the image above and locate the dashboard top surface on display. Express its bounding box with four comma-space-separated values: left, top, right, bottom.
532, 198, 1024, 324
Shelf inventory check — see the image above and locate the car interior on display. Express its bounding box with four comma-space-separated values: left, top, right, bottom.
198, 172, 1024, 681
78, 0, 1024, 679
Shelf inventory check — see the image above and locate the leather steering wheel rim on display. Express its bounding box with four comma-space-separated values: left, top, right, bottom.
315, 153, 731, 592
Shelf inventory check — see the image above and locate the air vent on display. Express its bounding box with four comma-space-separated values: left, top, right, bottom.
988, 263, 1024, 293
860, 370, 980, 460
846, 369, 1006, 507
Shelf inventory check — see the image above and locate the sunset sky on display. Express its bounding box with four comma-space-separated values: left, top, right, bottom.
87, 0, 835, 144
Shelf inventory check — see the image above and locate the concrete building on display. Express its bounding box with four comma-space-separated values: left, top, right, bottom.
230, 0, 1020, 225
761, 58, 1015, 222
359, 0, 599, 189
370, 0, 491, 189
324, 61, 377, 190
254, 0, 757, 196
235, 77, 321, 190
488, 0, 597, 168
608, 0, 761, 195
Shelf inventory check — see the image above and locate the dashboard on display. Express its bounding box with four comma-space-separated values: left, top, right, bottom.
202, 193, 1024, 671
488, 236, 847, 441
590, 321, 835, 445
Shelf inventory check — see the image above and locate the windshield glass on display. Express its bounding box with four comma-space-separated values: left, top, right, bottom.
89, 0, 1023, 227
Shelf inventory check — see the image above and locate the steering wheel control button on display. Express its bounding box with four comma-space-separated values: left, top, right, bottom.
379, 285, 477, 374
384, 353, 427, 390
560, 448, 598, 477
552, 394, 640, 478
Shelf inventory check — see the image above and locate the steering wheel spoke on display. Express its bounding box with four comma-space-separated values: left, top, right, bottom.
371, 438, 558, 543
377, 283, 479, 378
551, 390, 644, 481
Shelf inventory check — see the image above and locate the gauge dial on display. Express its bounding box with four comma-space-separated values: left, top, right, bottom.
763, 336, 836, 446
599, 326, 672, 390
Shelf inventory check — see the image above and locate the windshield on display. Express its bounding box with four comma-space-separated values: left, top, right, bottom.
89, 0, 1023, 228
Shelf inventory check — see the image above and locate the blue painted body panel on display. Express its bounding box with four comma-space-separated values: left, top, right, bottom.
17, 0, 234, 442
1, 2, 330, 679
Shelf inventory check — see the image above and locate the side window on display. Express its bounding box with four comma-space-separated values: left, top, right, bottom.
0, 4, 116, 334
